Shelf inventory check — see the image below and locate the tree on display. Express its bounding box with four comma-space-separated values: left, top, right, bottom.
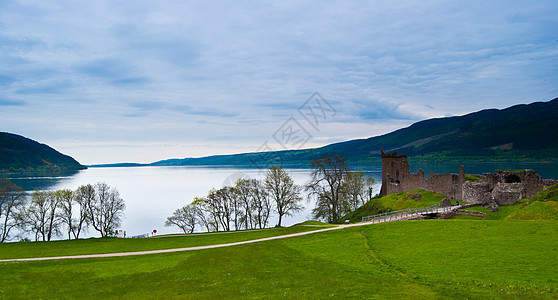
0, 179, 26, 243
25, 190, 61, 241
306, 154, 350, 223
249, 179, 272, 229
165, 204, 197, 234
235, 178, 254, 230
205, 188, 233, 232
342, 171, 375, 211
72, 184, 94, 239
264, 166, 303, 227
85, 182, 125, 237
55, 189, 77, 240
189, 197, 211, 232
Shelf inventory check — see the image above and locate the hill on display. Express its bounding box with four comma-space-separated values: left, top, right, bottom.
150, 97, 558, 167
0, 132, 86, 173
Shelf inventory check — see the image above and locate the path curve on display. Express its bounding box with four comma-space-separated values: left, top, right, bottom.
1, 209, 452, 263
0, 226, 345, 262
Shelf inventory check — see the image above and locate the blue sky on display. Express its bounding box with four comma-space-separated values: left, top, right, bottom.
1, 1, 557, 164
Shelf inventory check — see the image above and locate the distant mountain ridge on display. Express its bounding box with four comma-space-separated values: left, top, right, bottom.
148, 97, 558, 167
0, 132, 86, 173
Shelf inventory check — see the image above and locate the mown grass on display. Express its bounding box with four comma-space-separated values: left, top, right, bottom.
0, 226, 319, 260
1, 219, 556, 298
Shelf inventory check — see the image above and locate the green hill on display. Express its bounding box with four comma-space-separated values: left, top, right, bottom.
151, 97, 558, 167
0, 132, 86, 173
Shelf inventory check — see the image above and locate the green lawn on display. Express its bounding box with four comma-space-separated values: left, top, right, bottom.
0, 226, 319, 260
1, 219, 556, 298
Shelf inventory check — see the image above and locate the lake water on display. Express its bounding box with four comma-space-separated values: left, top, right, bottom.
7, 161, 558, 239
8, 166, 382, 238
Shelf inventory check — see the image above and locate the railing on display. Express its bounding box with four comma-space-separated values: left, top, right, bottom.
361, 204, 455, 223
129, 233, 150, 239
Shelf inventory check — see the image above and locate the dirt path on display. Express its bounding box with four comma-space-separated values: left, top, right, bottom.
0, 211, 443, 263
0, 226, 345, 263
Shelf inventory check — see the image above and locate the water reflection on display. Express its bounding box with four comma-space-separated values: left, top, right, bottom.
4, 169, 82, 191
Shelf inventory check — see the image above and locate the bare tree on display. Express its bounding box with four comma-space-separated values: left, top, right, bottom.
205, 188, 232, 231
165, 204, 197, 234
343, 171, 376, 211
249, 179, 271, 229
191, 197, 213, 232
306, 154, 350, 223
86, 182, 125, 237
264, 166, 303, 227
55, 189, 76, 240
0, 179, 26, 243
235, 178, 254, 230
25, 190, 61, 241
72, 184, 94, 239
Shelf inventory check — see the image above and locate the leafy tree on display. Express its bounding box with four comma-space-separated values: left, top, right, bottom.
264, 166, 303, 227
306, 154, 349, 223
0, 179, 26, 243
165, 204, 197, 234
85, 182, 125, 237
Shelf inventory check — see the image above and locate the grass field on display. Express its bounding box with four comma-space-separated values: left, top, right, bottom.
0, 226, 320, 260
1, 219, 556, 299
2, 186, 557, 298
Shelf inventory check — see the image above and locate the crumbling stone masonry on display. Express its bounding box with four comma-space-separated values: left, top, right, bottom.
379, 148, 555, 205
380, 148, 465, 200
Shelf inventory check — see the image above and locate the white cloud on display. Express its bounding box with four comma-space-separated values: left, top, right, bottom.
0, 0, 557, 164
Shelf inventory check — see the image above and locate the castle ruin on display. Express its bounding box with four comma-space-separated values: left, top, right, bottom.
379, 148, 555, 206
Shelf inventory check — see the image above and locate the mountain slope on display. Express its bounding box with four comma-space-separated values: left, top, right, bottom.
323, 97, 558, 160
0, 132, 86, 172
151, 97, 558, 167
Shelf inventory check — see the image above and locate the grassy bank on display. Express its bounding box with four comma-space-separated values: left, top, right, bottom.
1, 219, 556, 298
339, 189, 448, 223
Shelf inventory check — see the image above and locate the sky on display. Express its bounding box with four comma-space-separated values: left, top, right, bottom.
1, 1, 557, 165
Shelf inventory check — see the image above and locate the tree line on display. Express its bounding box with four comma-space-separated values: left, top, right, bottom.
165, 166, 303, 233
166, 154, 375, 233
0, 181, 125, 242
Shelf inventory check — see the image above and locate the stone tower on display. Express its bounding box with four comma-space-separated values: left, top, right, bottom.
380, 148, 410, 196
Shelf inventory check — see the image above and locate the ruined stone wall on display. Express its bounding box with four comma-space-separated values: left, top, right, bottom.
380, 149, 411, 196
380, 150, 465, 200
462, 181, 490, 204
379, 150, 551, 205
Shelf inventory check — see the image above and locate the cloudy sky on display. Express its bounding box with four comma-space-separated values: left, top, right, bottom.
1, 1, 557, 164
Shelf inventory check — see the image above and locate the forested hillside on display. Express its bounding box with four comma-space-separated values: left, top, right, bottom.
0, 132, 86, 172
150, 97, 558, 167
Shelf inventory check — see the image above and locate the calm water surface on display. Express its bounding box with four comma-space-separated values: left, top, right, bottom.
8, 161, 557, 238
9, 166, 382, 238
